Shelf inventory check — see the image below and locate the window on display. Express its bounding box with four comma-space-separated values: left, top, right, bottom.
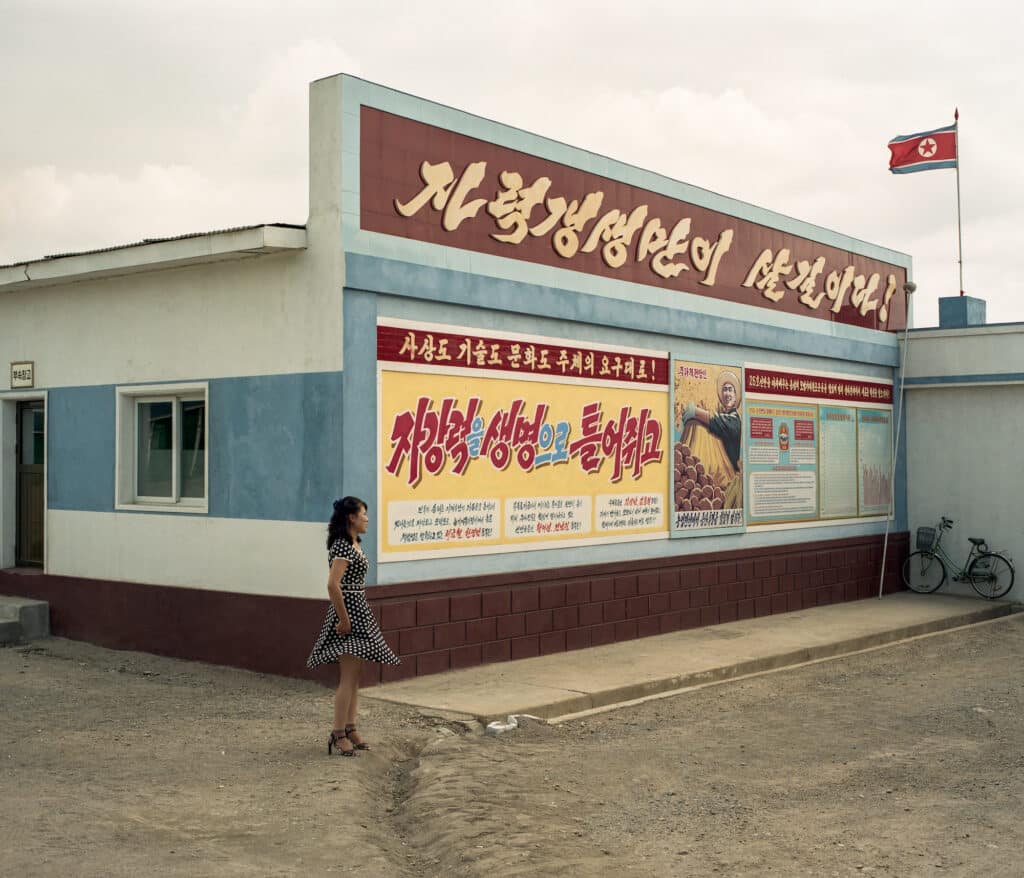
116, 384, 208, 512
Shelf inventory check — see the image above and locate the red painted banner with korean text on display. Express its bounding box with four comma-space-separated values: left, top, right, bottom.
745, 368, 893, 406
378, 323, 669, 386
361, 107, 909, 332
378, 322, 670, 560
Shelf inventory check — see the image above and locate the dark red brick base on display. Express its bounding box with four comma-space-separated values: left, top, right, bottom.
0, 532, 907, 687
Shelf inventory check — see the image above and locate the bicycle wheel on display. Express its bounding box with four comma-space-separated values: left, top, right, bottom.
902, 551, 946, 593
967, 553, 1015, 600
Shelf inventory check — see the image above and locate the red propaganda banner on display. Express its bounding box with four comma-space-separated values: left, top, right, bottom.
377, 323, 670, 386
745, 368, 892, 405
361, 107, 909, 332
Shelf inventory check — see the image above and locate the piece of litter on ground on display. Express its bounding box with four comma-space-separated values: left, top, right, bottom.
485, 714, 543, 735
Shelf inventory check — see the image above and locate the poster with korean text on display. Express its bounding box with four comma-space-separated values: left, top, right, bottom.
378, 320, 670, 560
670, 360, 745, 535
744, 366, 893, 527
745, 402, 820, 524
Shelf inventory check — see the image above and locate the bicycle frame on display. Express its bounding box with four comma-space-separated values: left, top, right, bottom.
928, 535, 984, 581
928, 521, 1008, 582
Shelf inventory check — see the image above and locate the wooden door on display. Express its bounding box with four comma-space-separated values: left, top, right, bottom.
16, 401, 45, 567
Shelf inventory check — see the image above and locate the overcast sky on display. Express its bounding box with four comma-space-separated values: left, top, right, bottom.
3, 0, 1020, 328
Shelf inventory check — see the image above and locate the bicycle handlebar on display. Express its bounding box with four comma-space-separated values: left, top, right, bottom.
941, 516, 954, 528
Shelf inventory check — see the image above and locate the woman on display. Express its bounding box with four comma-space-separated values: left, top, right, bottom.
306, 496, 400, 756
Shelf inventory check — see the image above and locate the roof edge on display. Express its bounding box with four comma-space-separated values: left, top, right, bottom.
0, 224, 307, 293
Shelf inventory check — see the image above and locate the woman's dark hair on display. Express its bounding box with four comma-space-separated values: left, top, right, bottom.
327, 496, 367, 548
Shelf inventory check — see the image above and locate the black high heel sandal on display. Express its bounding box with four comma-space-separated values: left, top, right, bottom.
345, 724, 371, 750
328, 729, 357, 756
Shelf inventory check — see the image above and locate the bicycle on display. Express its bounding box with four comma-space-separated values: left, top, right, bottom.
902, 516, 1015, 599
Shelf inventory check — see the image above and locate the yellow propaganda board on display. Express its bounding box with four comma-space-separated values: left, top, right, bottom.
377, 320, 671, 560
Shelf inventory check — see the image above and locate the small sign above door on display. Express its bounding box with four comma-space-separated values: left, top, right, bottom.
10, 362, 34, 389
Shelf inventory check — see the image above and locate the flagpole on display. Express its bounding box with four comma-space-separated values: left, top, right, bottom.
877, 281, 914, 600
954, 108, 964, 296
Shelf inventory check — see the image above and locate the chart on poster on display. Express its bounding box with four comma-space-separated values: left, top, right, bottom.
819, 406, 858, 519
858, 409, 893, 516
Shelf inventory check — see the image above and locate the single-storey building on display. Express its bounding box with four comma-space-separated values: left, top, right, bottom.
2, 74, 922, 684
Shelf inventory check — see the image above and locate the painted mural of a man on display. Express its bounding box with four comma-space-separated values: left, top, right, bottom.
678, 370, 742, 474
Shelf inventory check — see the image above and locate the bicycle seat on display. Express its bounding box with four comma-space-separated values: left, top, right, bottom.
968, 537, 986, 546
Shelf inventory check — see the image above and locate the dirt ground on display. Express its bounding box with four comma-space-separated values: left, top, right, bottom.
3, 613, 1023, 878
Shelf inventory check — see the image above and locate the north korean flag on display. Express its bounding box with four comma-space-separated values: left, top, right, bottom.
888, 122, 958, 174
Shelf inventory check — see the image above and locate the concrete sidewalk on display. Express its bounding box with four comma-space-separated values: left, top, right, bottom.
369, 593, 1020, 723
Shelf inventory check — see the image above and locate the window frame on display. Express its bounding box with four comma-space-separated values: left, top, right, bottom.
115, 382, 209, 513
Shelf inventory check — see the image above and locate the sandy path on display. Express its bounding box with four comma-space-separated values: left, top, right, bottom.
2, 613, 1022, 876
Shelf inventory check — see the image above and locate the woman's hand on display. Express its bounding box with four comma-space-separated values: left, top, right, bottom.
335, 615, 352, 635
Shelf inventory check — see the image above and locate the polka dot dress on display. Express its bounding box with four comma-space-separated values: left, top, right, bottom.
306, 539, 400, 668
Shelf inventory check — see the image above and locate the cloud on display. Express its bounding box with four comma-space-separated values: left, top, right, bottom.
0, 39, 360, 264
0, 164, 230, 262
226, 39, 361, 176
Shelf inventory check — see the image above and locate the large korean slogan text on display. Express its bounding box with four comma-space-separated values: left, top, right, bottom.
378, 324, 670, 560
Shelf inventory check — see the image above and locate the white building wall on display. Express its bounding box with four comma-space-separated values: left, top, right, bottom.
49, 510, 326, 598
0, 251, 340, 388
904, 324, 1024, 598
904, 324, 1024, 383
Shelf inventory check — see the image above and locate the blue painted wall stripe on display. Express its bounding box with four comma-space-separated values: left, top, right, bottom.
341, 289, 380, 578
905, 373, 1024, 387
343, 229, 905, 348
46, 372, 345, 522
47, 385, 116, 513
346, 253, 900, 368
210, 372, 344, 522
